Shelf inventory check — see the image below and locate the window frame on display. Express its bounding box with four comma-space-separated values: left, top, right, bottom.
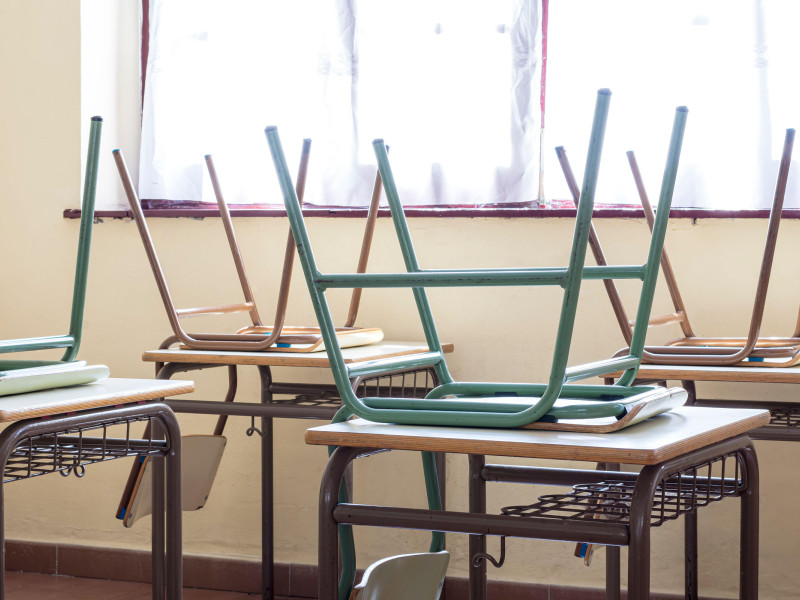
66, 205, 800, 220
126, 0, 778, 221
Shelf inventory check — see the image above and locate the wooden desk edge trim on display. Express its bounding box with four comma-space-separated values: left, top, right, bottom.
646, 410, 769, 463
141, 343, 455, 366
608, 367, 800, 384
305, 411, 770, 466
0, 381, 195, 422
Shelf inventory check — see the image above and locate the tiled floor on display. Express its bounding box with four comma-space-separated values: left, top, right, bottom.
4, 572, 271, 599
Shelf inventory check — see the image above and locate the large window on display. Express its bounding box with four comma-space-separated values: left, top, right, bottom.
139, 1, 800, 210
139, 0, 543, 207
545, 0, 800, 210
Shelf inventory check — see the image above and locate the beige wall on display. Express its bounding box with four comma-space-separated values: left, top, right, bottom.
2, 2, 800, 597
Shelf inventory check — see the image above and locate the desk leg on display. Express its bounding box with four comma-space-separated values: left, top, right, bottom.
152, 451, 166, 600
319, 446, 362, 600
435, 452, 447, 600
154, 363, 188, 599
150, 407, 183, 600
435, 452, 447, 509
0, 450, 6, 598
162, 409, 183, 600
628, 466, 658, 600
213, 366, 239, 436
740, 444, 759, 600
682, 380, 697, 405
602, 462, 621, 600
605, 546, 620, 600
468, 454, 487, 600
685, 510, 698, 600
257, 365, 274, 600
156, 362, 275, 599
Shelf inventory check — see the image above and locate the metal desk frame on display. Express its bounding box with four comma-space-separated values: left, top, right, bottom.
313, 422, 762, 600
0, 401, 182, 600
151, 349, 445, 600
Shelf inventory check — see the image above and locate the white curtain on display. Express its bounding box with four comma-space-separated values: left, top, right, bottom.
139, 0, 542, 206
544, 0, 800, 209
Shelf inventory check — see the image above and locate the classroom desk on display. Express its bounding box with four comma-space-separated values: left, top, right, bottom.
307, 406, 769, 600
141, 340, 453, 600
615, 364, 800, 442
0, 377, 193, 600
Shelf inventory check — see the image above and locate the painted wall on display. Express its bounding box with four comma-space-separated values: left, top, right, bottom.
1, 2, 799, 597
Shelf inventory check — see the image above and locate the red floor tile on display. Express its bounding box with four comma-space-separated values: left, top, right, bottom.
3, 572, 263, 600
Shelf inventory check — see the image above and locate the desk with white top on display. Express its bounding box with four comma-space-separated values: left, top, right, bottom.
0, 378, 193, 600
307, 406, 769, 600
141, 340, 453, 600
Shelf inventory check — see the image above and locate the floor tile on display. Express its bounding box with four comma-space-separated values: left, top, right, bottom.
3, 572, 263, 600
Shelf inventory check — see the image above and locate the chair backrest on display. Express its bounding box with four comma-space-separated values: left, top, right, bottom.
561, 128, 795, 366
349, 551, 449, 600
555, 145, 697, 345
0, 116, 102, 367
114, 141, 385, 351
112, 146, 310, 351
266, 89, 688, 427
625, 149, 696, 338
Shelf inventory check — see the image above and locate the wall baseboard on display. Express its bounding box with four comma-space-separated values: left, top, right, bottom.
4, 540, 725, 599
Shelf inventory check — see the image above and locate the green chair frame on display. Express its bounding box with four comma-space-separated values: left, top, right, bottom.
266, 90, 688, 429
558, 128, 797, 367
0, 117, 102, 371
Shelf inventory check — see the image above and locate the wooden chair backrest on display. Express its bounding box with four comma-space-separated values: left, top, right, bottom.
112, 141, 384, 351
556, 128, 795, 366
555, 145, 693, 345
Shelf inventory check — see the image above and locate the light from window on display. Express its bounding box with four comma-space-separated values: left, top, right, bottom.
139, 0, 543, 207
545, 0, 800, 209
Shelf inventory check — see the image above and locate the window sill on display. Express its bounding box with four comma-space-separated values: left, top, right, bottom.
64, 205, 800, 220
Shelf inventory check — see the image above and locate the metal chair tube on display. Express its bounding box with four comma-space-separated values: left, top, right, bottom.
0, 117, 102, 366
267, 90, 687, 427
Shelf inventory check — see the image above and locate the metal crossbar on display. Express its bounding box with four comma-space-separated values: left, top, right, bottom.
266, 89, 688, 428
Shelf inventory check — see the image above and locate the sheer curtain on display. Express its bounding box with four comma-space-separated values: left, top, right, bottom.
139, 0, 542, 206
544, 0, 800, 209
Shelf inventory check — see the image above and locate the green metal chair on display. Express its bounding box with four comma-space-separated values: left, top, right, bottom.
266, 90, 688, 430
0, 117, 104, 385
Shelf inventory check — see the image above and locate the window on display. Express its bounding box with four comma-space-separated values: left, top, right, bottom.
139, 0, 543, 208
545, 0, 800, 209
139, 1, 799, 211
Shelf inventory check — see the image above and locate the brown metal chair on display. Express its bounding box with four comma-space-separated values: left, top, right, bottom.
112, 142, 383, 353
557, 127, 798, 367
114, 143, 385, 528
